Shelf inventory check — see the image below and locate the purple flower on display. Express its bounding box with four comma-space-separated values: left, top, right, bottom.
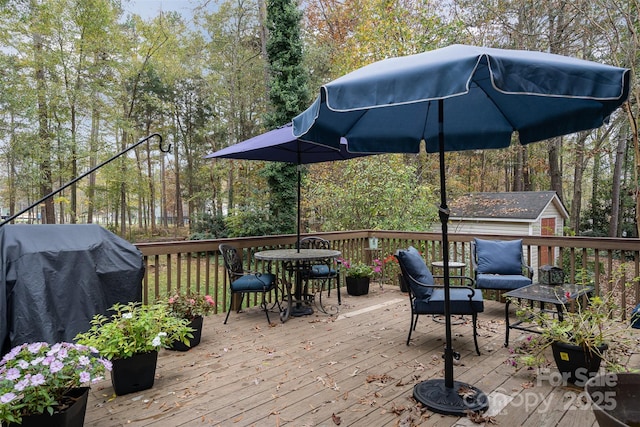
27, 342, 44, 354
49, 360, 64, 374
79, 371, 91, 383
5, 367, 20, 381
17, 360, 29, 369
101, 359, 112, 371
30, 357, 44, 366
1, 392, 17, 404
14, 378, 30, 391
78, 355, 90, 366
30, 373, 45, 386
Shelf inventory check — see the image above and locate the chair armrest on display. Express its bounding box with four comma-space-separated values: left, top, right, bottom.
403, 272, 478, 297
523, 264, 534, 279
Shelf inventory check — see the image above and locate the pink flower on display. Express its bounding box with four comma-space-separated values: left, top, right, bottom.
168, 297, 175, 304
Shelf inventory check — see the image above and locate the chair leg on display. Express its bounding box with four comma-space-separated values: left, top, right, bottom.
261, 293, 271, 324
337, 276, 341, 305
224, 292, 244, 324
472, 312, 481, 355
407, 313, 417, 345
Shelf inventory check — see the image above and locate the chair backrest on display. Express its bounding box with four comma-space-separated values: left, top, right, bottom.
299, 237, 331, 250
395, 247, 435, 300
471, 238, 524, 275
219, 243, 244, 283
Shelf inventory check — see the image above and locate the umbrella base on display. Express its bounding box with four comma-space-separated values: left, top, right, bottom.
290, 304, 313, 317
413, 379, 488, 416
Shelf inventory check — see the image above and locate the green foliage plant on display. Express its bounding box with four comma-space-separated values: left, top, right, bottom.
508, 290, 634, 372
75, 302, 192, 360
0, 342, 110, 425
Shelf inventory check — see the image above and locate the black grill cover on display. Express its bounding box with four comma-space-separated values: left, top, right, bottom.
0, 224, 144, 355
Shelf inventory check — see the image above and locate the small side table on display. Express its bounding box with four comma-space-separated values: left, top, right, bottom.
431, 261, 466, 285
430, 261, 467, 324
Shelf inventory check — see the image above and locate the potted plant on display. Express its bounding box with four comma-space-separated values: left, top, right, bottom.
0, 341, 110, 427
341, 258, 381, 296
383, 253, 406, 291
163, 292, 216, 351
508, 290, 634, 386
74, 302, 192, 395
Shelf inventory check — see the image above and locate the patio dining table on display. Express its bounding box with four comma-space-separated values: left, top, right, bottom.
254, 248, 341, 322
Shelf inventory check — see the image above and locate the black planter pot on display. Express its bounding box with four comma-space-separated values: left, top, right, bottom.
551, 341, 607, 386
8, 387, 89, 427
398, 274, 409, 292
110, 350, 158, 395
169, 316, 203, 351
585, 372, 640, 427
346, 277, 370, 296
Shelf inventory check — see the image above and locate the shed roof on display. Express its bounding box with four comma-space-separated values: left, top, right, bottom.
450, 191, 569, 221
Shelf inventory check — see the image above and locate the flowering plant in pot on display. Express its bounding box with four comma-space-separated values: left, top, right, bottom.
75, 302, 192, 360
75, 302, 192, 395
340, 258, 382, 296
340, 258, 381, 278
164, 292, 216, 320
0, 341, 110, 425
162, 292, 216, 351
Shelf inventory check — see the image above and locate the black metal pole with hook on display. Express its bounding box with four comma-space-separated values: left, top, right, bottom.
0, 133, 168, 228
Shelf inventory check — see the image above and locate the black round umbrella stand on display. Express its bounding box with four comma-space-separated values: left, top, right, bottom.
413, 379, 489, 416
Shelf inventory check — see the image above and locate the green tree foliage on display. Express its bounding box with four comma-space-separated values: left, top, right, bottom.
309, 156, 438, 231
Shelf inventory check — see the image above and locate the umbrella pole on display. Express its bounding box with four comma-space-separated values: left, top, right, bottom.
412, 99, 488, 416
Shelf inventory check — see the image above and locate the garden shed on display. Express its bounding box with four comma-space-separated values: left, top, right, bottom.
446, 191, 569, 270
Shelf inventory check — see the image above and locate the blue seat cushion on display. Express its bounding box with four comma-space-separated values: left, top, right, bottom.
231, 273, 276, 291
475, 238, 523, 275
310, 264, 337, 277
476, 273, 531, 290
414, 288, 484, 314
397, 246, 434, 298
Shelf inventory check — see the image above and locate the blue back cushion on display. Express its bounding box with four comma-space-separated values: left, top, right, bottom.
474, 238, 523, 275
397, 246, 434, 298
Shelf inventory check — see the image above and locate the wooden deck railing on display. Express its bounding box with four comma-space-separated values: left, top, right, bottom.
134, 230, 640, 317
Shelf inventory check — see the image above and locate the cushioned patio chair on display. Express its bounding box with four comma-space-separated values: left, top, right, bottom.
219, 243, 278, 324
299, 236, 341, 311
471, 238, 533, 292
396, 246, 484, 355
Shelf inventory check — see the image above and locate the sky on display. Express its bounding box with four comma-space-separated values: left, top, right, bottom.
123, 0, 212, 21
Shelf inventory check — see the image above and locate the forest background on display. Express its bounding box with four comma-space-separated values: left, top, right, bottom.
0, 0, 638, 242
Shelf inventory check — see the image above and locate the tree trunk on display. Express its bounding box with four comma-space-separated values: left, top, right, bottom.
609, 132, 626, 237
549, 137, 563, 201
571, 134, 586, 234
34, 30, 55, 224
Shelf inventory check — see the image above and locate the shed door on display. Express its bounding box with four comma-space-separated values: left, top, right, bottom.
540, 217, 556, 265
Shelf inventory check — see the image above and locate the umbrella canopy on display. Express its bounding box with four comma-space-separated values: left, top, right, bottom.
205, 123, 372, 164
205, 123, 372, 248
292, 44, 630, 416
293, 44, 629, 153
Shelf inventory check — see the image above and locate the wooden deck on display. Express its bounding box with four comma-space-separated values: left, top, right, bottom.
84, 285, 638, 426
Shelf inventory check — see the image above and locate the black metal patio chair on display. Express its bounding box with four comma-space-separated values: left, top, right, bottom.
219, 243, 279, 324
298, 236, 341, 312
396, 246, 484, 355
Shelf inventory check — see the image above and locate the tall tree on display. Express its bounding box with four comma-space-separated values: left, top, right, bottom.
263, 0, 310, 235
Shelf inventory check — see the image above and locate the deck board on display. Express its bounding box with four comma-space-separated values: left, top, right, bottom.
84, 285, 630, 426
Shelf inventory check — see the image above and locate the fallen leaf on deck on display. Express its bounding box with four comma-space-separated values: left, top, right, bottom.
466, 410, 497, 424
390, 402, 407, 414
366, 374, 394, 383
332, 413, 341, 425
457, 385, 477, 399
522, 381, 534, 389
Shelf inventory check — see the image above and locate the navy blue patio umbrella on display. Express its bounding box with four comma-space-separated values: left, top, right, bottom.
292, 44, 630, 415
205, 123, 373, 250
